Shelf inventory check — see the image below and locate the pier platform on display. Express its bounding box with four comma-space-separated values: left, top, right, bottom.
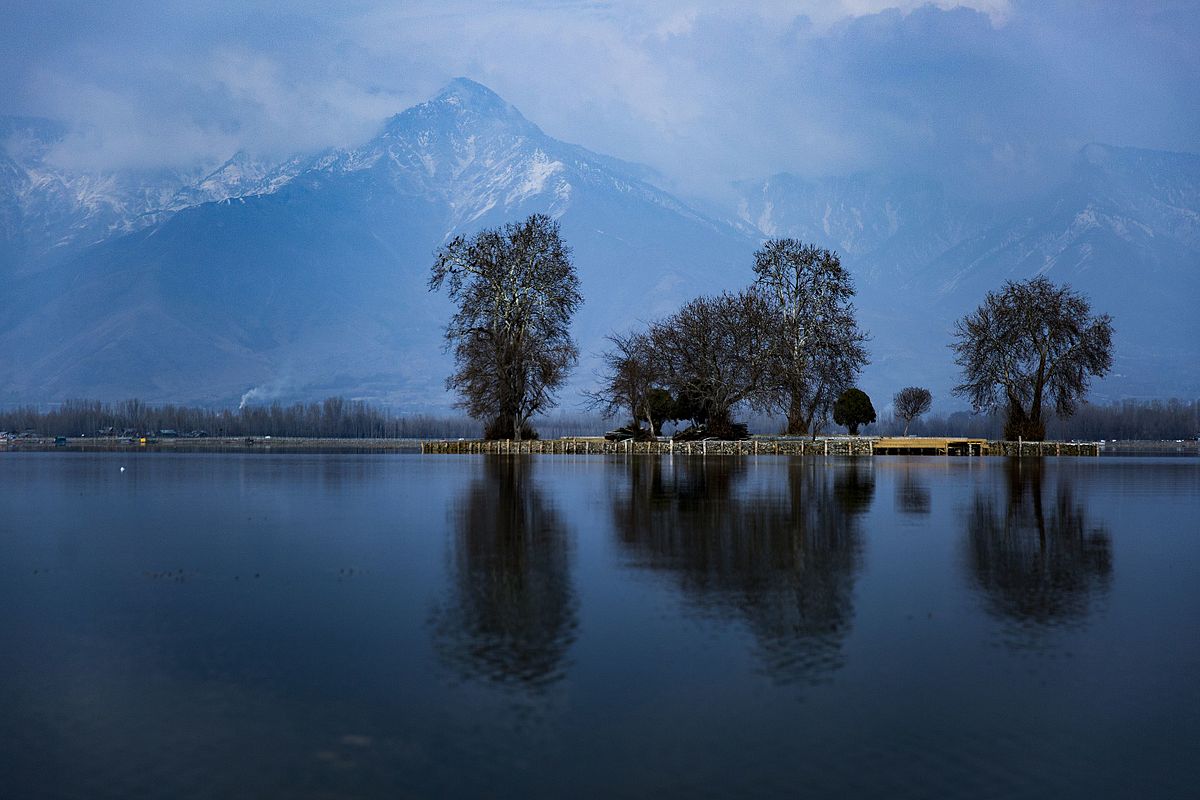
874, 437, 989, 455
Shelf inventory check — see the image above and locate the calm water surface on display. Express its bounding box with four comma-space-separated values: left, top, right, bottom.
1, 453, 1197, 799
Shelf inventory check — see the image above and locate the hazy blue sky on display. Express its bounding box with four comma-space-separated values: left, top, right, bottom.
2, 1, 1196, 198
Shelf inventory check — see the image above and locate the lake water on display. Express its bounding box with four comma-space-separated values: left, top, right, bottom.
2, 453, 1197, 799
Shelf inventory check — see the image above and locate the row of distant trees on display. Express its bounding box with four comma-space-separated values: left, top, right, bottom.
0, 397, 582, 440
3, 397, 1195, 441
869, 398, 1200, 440
430, 214, 1115, 441
0, 397, 442, 439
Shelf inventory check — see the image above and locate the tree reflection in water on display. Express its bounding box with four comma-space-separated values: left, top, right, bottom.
967, 459, 1112, 636
894, 465, 931, 515
612, 457, 873, 685
432, 456, 577, 691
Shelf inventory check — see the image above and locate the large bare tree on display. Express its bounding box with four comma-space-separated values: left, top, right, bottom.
951, 277, 1113, 441
649, 289, 771, 438
752, 240, 869, 435
430, 214, 582, 441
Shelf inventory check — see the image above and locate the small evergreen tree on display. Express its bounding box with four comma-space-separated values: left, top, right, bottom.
833, 388, 876, 435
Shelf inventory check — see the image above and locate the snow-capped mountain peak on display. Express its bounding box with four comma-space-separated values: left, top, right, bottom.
0, 116, 207, 268
5, 83, 1196, 405
429, 77, 537, 128
312, 78, 703, 234
166, 150, 312, 210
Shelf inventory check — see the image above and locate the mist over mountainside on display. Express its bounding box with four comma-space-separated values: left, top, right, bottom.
1, 79, 1196, 412
0, 79, 753, 408
0, 117, 199, 274
165, 151, 317, 213
735, 172, 994, 282
735, 144, 1200, 404
916, 144, 1200, 398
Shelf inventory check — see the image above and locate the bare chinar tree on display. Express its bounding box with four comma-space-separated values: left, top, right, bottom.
951, 277, 1113, 441
430, 214, 582, 441
752, 240, 869, 435
650, 290, 771, 439
893, 387, 933, 435
590, 330, 665, 435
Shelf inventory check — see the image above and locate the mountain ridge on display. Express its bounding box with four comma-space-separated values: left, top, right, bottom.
1, 82, 1196, 409
0, 80, 754, 407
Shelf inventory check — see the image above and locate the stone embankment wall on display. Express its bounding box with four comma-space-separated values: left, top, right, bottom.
422, 438, 873, 455
989, 440, 1100, 456
421, 438, 1101, 456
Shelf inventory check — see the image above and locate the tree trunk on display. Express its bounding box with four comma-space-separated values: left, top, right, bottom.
785, 393, 809, 436
806, 398, 823, 441
1027, 404, 1045, 441
708, 408, 734, 439
485, 412, 518, 441
1004, 403, 1046, 441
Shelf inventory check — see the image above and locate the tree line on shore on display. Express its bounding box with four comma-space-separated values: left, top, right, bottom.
430, 214, 1115, 442
0, 397, 596, 440
2, 398, 1196, 442
1, 397, 431, 439
870, 398, 1199, 441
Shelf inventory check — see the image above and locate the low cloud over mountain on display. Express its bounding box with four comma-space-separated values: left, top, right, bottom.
2, 81, 1196, 408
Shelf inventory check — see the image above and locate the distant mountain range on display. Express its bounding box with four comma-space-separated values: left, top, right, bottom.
2, 79, 1196, 410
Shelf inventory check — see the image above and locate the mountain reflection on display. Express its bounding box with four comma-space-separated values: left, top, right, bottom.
612, 457, 872, 685
432, 457, 577, 691
966, 459, 1112, 632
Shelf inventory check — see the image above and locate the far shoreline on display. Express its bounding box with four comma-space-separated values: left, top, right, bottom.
5, 435, 1197, 457
4, 436, 425, 454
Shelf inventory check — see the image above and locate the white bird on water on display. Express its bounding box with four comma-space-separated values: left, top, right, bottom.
120, 467, 126, 472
